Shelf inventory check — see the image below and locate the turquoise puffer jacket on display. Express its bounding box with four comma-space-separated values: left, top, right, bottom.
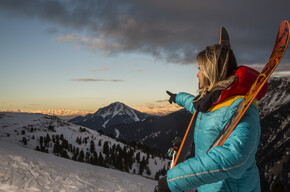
167, 92, 261, 192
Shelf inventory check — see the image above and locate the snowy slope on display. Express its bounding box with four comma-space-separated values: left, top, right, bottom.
258, 77, 290, 117
0, 139, 156, 192
0, 112, 169, 182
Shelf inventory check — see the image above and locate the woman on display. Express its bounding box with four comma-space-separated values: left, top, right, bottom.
155, 43, 268, 192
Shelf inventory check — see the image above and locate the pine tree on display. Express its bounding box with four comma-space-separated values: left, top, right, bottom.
22, 137, 27, 145
103, 141, 109, 156
53, 139, 60, 154
136, 152, 140, 163
91, 151, 98, 165
98, 152, 104, 166
128, 149, 134, 170
52, 135, 55, 143
39, 136, 44, 148
46, 134, 51, 145
146, 167, 151, 176
76, 137, 82, 145
72, 148, 78, 161
116, 153, 124, 171
90, 140, 95, 153
155, 171, 160, 180
85, 151, 90, 163
62, 139, 68, 150
139, 157, 146, 175
60, 149, 70, 159
48, 124, 55, 132
78, 150, 85, 162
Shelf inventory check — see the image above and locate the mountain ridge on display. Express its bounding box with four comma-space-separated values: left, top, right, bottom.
69, 102, 157, 130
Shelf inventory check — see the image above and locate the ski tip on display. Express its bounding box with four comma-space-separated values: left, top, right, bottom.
280, 20, 290, 31
282, 20, 289, 25
219, 26, 230, 46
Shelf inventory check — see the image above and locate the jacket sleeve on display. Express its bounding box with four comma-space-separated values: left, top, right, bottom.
166, 104, 261, 192
175, 92, 196, 114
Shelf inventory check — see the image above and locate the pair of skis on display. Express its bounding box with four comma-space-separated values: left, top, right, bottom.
171, 20, 290, 168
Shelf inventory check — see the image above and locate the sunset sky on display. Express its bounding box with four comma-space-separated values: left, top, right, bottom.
1, 0, 290, 117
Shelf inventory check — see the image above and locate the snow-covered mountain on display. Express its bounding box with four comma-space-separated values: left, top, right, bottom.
104, 109, 192, 153
0, 139, 157, 192
258, 77, 290, 117
256, 77, 290, 191
69, 102, 156, 130
0, 112, 170, 183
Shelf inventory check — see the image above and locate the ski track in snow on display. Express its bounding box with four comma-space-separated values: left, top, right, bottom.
0, 139, 157, 192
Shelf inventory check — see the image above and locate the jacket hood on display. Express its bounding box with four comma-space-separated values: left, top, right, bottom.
210, 66, 268, 107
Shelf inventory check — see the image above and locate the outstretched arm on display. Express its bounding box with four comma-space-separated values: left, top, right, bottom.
175, 92, 196, 114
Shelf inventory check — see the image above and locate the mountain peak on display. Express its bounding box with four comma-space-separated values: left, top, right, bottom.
95, 102, 134, 119
110, 101, 125, 105
70, 102, 153, 130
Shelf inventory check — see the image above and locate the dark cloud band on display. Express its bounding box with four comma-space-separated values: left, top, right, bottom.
1, 0, 290, 66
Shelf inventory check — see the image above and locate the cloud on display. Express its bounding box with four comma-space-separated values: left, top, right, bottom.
57, 34, 126, 55
155, 99, 168, 103
1, 0, 290, 65
90, 67, 111, 72
272, 71, 290, 77
129, 68, 148, 73
70, 78, 123, 82
45, 27, 59, 34
27, 104, 42, 106
246, 63, 290, 76
58, 34, 78, 42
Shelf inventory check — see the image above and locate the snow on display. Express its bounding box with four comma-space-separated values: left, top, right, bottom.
0, 112, 169, 183
258, 77, 290, 115
96, 102, 141, 122
0, 139, 157, 192
102, 119, 110, 128
115, 129, 120, 138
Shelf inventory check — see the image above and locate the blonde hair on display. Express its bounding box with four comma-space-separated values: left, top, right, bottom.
196, 44, 238, 100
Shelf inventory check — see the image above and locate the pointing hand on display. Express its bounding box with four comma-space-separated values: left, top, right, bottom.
166, 91, 177, 104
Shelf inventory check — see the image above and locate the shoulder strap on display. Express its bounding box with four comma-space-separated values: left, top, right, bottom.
172, 111, 199, 167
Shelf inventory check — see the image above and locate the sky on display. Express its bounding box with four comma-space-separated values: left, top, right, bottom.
0, 0, 290, 117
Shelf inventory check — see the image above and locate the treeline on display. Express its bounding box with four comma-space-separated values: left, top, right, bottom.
98, 130, 167, 158
20, 126, 168, 180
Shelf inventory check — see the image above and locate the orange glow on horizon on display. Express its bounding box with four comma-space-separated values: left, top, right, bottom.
0, 104, 182, 118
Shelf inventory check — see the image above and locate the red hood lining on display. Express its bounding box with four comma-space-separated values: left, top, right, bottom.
210, 66, 268, 107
